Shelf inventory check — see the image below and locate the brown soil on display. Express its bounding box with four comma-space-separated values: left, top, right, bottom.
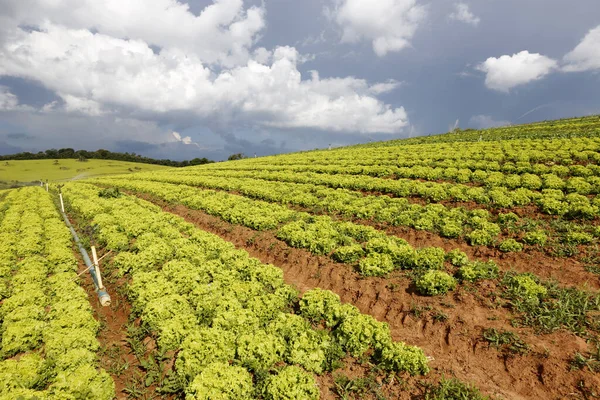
219, 187, 599, 290
73, 246, 138, 398
134, 193, 600, 400
143, 179, 600, 289
361, 220, 600, 291
67, 212, 174, 400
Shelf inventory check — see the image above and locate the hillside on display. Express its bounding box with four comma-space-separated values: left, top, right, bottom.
3, 115, 600, 400
0, 159, 170, 189
82, 115, 600, 399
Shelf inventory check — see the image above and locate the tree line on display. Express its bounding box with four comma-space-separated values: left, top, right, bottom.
0, 148, 214, 167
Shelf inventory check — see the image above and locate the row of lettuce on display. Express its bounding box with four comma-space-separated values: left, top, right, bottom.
61, 182, 431, 399
88, 178, 501, 282
88, 181, 600, 335
106, 173, 510, 243
206, 135, 600, 169
150, 167, 600, 218
93, 175, 598, 256
0, 187, 115, 399
87, 179, 600, 335
199, 161, 600, 190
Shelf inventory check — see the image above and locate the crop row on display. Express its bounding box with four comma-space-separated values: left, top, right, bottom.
132, 167, 600, 219
199, 161, 600, 190
206, 134, 600, 168
0, 187, 114, 399
114, 173, 508, 245
89, 182, 600, 338
390, 116, 600, 144
123, 171, 600, 251
89, 178, 502, 279
61, 182, 430, 399
118, 171, 600, 247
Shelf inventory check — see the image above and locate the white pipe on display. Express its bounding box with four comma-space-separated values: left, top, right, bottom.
91, 246, 104, 289
59, 193, 65, 213
61, 210, 111, 307
91, 246, 110, 307
46, 183, 49, 192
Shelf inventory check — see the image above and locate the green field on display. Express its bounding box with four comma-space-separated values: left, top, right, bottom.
2, 116, 600, 399
0, 159, 170, 188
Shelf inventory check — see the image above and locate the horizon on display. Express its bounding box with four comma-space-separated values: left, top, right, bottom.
1, 0, 599, 161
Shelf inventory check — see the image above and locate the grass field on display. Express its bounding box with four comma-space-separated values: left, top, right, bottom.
0, 159, 169, 188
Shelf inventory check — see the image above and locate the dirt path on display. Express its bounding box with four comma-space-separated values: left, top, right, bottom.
67, 211, 175, 400
72, 246, 138, 398
132, 193, 599, 400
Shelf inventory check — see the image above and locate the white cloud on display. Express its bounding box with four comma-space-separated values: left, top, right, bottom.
0, 86, 19, 111
449, 3, 480, 26
0, 23, 408, 134
368, 79, 402, 95
172, 131, 203, 148
60, 94, 105, 116
0, 0, 265, 67
0, 85, 33, 111
469, 115, 510, 129
327, 0, 426, 57
477, 51, 558, 92
563, 25, 600, 72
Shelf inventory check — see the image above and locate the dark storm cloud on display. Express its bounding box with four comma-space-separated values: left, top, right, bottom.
6, 132, 35, 140
114, 140, 160, 153
0, 140, 22, 154
0, 0, 599, 160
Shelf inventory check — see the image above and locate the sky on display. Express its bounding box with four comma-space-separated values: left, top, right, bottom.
0, 0, 599, 161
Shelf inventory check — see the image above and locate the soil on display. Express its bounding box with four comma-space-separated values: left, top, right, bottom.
67, 212, 175, 400
139, 179, 600, 290
361, 220, 600, 291
131, 193, 600, 400
72, 245, 138, 398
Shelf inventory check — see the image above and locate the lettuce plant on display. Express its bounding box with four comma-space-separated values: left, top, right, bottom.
415, 271, 457, 296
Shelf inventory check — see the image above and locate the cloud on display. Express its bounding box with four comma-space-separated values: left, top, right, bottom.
0, 86, 18, 110
326, 0, 426, 57
0, 0, 265, 67
477, 51, 558, 92
563, 25, 600, 72
449, 3, 480, 26
171, 131, 204, 148
0, 141, 23, 155
368, 79, 402, 95
0, 85, 33, 111
469, 115, 510, 129
5, 132, 35, 140
0, 24, 408, 134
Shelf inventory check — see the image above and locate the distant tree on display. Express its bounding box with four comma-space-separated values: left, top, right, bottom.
228, 153, 245, 161
57, 148, 75, 158
189, 157, 212, 166
45, 149, 58, 158
53, 159, 59, 165
0, 147, 214, 167
96, 149, 110, 159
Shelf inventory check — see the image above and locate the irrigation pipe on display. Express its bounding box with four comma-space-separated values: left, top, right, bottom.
59, 196, 111, 307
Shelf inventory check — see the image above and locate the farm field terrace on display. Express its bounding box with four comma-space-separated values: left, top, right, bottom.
80, 115, 600, 399
1, 115, 600, 399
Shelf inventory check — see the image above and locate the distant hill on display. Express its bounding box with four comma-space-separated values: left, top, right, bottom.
0, 159, 169, 189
